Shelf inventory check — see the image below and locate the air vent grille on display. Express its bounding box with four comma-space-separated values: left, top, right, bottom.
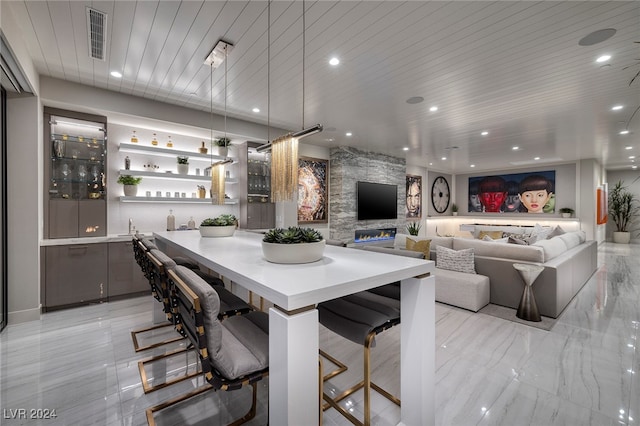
86, 7, 107, 60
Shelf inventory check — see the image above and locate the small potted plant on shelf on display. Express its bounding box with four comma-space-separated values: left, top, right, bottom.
559, 207, 574, 218
406, 221, 421, 236
176, 156, 189, 175
117, 175, 142, 197
216, 137, 231, 157
451, 203, 459, 216
608, 180, 639, 244
199, 214, 237, 237
262, 227, 325, 264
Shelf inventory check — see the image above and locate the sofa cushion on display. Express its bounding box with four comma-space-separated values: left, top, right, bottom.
558, 231, 581, 249
394, 234, 453, 251
529, 223, 552, 241
547, 225, 566, 238
531, 237, 567, 261
433, 268, 490, 312
436, 246, 476, 274
453, 238, 545, 263
406, 237, 431, 257
482, 235, 509, 243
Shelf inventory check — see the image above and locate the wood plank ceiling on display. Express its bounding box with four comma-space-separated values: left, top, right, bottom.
6, 0, 640, 173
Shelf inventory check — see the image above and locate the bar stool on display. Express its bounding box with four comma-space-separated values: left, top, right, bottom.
146, 266, 269, 426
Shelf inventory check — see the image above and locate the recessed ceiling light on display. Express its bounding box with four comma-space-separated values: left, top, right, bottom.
629, 156, 636, 159
596, 54, 611, 63
481, 131, 489, 136
470, 164, 475, 168
252, 107, 260, 113
329, 57, 340, 66
110, 71, 122, 78
429, 106, 438, 112
441, 157, 447, 161
512, 146, 519, 150
534, 157, 541, 160
633, 165, 638, 169
620, 130, 630, 135
345, 132, 352, 137
403, 147, 409, 151
406, 96, 424, 104
429, 162, 433, 166
625, 146, 633, 150
612, 105, 624, 111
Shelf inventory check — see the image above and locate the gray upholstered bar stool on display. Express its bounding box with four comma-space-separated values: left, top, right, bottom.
146, 266, 269, 426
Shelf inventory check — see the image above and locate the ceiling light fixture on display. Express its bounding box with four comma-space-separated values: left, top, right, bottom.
470, 164, 475, 168
110, 71, 122, 78
625, 146, 633, 150
429, 106, 438, 112
612, 105, 624, 111
633, 165, 638, 169
629, 156, 636, 159
252, 107, 260, 113
596, 54, 611, 63
512, 146, 519, 150
346, 132, 352, 137
204, 39, 234, 205
441, 157, 447, 161
329, 57, 340, 66
534, 157, 541, 160
481, 131, 489, 136
403, 147, 409, 151
620, 130, 630, 135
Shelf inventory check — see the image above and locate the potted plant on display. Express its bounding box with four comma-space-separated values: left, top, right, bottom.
117, 175, 142, 196
216, 137, 231, 157
262, 227, 325, 264
451, 203, 459, 216
406, 221, 421, 236
559, 207, 574, 218
608, 180, 639, 244
177, 156, 189, 175
199, 214, 237, 237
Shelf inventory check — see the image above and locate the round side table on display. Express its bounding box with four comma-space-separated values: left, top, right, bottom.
513, 263, 544, 322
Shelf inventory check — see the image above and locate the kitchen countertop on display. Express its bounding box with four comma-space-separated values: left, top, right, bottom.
40, 232, 155, 246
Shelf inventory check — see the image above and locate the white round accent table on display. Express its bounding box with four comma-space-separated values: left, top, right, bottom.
513, 263, 544, 322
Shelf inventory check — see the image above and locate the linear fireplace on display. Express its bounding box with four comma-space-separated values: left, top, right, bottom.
354, 228, 397, 245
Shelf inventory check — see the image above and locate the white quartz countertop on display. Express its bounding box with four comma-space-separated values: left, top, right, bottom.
40, 232, 155, 246
153, 230, 434, 311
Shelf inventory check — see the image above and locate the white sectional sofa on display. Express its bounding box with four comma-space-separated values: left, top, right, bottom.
394, 230, 597, 318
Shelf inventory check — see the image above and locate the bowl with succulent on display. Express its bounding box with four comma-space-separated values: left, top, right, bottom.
262, 227, 325, 264
199, 214, 237, 237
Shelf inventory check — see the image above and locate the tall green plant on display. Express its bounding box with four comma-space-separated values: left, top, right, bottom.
608, 180, 639, 233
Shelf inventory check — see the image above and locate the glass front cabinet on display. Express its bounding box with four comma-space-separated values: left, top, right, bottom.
44, 107, 107, 238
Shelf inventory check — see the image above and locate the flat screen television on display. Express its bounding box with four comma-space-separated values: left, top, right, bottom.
357, 181, 398, 220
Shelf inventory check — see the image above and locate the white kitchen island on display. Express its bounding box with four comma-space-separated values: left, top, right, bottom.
153, 230, 435, 426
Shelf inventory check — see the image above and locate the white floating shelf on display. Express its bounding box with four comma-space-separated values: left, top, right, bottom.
118, 143, 229, 162
119, 196, 239, 204
117, 169, 237, 183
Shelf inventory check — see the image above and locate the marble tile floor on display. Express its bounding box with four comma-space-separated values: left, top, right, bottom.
0, 242, 638, 425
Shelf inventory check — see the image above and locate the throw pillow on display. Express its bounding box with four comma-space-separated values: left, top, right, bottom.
482, 235, 509, 243
546, 225, 566, 239
436, 246, 476, 274
529, 223, 551, 241
508, 236, 530, 245
477, 230, 504, 240
406, 237, 431, 258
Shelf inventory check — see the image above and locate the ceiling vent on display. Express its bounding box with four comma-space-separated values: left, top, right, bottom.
86, 7, 107, 61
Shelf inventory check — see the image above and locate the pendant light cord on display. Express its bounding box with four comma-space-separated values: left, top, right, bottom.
224, 45, 228, 141
210, 62, 214, 167
267, 0, 271, 144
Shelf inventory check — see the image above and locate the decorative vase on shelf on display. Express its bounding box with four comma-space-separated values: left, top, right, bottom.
177, 164, 189, 175
199, 141, 208, 154
123, 185, 138, 197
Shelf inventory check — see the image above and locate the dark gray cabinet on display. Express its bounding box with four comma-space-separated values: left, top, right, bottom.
44, 243, 108, 309
108, 241, 147, 297
247, 203, 275, 229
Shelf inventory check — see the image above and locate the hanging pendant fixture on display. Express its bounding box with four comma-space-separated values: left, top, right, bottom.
204, 39, 233, 205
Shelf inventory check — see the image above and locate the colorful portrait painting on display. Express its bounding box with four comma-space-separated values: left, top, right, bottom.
298, 157, 328, 223
406, 175, 422, 218
469, 170, 556, 213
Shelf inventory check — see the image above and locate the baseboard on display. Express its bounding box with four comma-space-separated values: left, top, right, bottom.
8, 306, 41, 324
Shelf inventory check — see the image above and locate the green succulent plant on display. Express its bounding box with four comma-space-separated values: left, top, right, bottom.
200, 214, 237, 227
177, 155, 189, 164
406, 221, 421, 236
117, 175, 142, 185
262, 227, 324, 244
216, 137, 231, 147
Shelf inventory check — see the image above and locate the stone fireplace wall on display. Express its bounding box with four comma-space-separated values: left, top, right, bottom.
329, 146, 406, 241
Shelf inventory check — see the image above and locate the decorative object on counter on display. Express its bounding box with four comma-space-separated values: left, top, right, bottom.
262, 227, 325, 264
167, 209, 176, 231
53, 139, 65, 158
196, 168, 200, 175
143, 163, 159, 172
608, 179, 639, 244
197, 185, 206, 198
452, 203, 459, 216
559, 207, 574, 218
166, 135, 173, 148
177, 156, 189, 174
406, 221, 421, 236
199, 214, 237, 237
216, 137, 231, 157
151, 133, 158, 146
117, 175, 142, 197
199, 141, 208, 154
156, 191, 162, 197
146, 191, 151, 197
124, 156, 130, 170
78, 135, 84, 142
187, 217, 196, 229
